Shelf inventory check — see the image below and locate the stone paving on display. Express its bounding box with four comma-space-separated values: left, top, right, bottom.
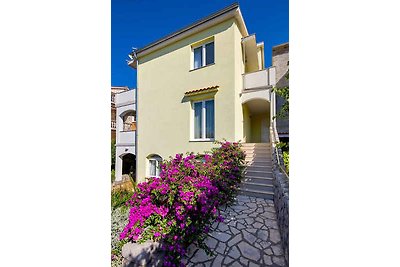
184, 195, 286, 267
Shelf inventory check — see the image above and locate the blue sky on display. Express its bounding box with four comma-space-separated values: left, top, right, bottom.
112, 0, 288, 88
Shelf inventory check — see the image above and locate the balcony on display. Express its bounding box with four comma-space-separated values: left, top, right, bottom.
118, 130, 136, 145
115, 89, 135, 107
242, 67, 276, 91
111, 120, 116, 130
111, 94, 115, 106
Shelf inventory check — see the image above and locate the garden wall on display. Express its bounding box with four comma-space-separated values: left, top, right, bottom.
272, 147, 289, 265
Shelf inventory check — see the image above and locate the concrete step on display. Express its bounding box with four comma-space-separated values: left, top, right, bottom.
238, 187, 274, 200
243, 176, 274, 184
246, 165, 273, 172
245, 170, 273, 177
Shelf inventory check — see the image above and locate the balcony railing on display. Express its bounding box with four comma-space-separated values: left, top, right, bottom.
243, 67, 275, 91
123, 122, 136, 132
111, 120, 116, 130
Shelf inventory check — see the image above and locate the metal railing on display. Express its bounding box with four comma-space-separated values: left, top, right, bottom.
111, 120, 116, 130
270, 124, 289, 179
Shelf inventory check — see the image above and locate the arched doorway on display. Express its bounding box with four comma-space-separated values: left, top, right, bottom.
122, 153, 136, 178
242, 99, 270, 143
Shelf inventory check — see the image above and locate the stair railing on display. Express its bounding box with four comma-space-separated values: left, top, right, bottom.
270, 124, 289, 179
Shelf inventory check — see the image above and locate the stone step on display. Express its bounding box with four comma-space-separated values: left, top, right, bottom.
238, 187, 274, 200
244, 153, 271, 158
241, 146, 271, 151
246, 162, 272, 167
242, 143, 270, 146
245, 170, 273, 178
241, 182, 274, 192
243, 176, 274, 184
246, 165, 272, 172
245, 160, 272, 165
245, 155, 272, 160
242, 147, 270, 150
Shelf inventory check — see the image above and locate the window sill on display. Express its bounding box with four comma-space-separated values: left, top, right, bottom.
189, 138, 215, 142
189, 63, 215, 72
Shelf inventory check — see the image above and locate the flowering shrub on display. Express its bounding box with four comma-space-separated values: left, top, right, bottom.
119, 141, 245, 266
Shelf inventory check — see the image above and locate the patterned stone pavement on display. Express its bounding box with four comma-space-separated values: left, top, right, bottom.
184, 195, 287, 267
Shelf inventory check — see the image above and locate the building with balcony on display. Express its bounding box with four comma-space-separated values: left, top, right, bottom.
111, 86, 129, 140
124, 3, 286, 183
272, 42, 289, 140
114, 88, 136, 181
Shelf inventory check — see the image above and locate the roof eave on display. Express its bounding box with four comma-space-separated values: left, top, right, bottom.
136, 3, 248, 59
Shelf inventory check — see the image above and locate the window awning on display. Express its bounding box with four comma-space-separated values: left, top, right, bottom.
184, 85, 219, 97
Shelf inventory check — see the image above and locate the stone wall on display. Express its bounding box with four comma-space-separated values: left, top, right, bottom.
272, 146, 289, 265
272, 43, 289, 136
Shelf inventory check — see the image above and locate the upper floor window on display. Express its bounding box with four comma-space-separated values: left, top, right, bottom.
192, 41, 214, 70
193, 99, 214, 140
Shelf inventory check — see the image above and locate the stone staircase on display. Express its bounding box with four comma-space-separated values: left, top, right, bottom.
239, 143, 274, 200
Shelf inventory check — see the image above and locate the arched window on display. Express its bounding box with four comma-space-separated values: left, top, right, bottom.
121, 111, 136, 131
147, 154, 162, 177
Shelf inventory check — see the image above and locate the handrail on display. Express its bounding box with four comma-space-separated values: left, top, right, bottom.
270, 125, 289, 179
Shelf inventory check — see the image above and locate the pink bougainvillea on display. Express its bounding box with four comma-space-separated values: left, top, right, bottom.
119, 141, 245, 266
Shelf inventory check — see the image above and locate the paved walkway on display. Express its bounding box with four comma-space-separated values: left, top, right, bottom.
184, 195, 286, 267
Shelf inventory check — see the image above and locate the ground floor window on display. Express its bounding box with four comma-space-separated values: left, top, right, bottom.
148, 155, 162, 177
193, 99, 214, 140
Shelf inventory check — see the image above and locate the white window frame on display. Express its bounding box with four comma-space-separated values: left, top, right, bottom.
191, 40, 214, 70
191, 99, 215, 141
147, 156, 162, 178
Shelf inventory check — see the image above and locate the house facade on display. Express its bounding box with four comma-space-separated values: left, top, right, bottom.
124, 3, 278, 183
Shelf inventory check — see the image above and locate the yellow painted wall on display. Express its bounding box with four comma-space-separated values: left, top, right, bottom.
251, 115, 262, 143
242, 104, 251, 142
250, 113, 269, 143
136, 19, 245, 182
233, 21, 246, 142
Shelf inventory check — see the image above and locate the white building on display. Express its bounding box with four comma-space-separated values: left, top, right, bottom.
114, 89, 136, 182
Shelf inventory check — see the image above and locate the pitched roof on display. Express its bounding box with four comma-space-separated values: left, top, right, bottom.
133, 3, 248, 59
184, 85, 219, 96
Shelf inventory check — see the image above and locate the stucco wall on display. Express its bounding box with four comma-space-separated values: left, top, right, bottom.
136, 19, 245, 182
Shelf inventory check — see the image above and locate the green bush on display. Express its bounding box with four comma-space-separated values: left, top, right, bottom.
111, 170, 115, 184
111, 140, 116, 170
111, 188, 134, 210
283, 151, 289, 174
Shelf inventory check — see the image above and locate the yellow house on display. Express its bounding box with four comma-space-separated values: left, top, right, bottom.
128, 3, 277, 183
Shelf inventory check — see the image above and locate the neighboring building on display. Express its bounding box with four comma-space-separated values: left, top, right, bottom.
124, 3, 281, 183
114, 88, 136, 181
111, 86, 129, 140
272, 43, 289, 140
